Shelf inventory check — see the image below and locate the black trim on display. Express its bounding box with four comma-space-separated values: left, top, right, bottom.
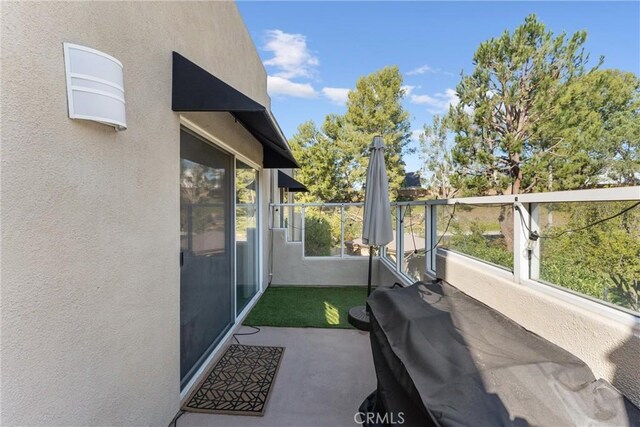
277, 171, 309, 192
172, 52, 299, 168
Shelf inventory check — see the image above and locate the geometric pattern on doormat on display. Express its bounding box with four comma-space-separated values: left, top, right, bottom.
183, 344, 285, 416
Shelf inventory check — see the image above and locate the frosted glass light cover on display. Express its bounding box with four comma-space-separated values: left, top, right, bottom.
63, 43, 126, 130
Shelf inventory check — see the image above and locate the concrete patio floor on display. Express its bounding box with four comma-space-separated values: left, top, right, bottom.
178, 326, 376, 427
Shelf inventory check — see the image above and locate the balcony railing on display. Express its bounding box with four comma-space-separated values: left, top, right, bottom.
270, 186, 640, 317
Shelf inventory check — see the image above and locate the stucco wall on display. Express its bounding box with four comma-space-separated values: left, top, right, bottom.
270, 228, 379, 286
1, 2, 269, 425
436, 252, 640, 407
377, 259, 414, 287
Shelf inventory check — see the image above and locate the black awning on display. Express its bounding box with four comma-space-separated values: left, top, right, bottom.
278, 171, 308, 192
171, 52, 299, 169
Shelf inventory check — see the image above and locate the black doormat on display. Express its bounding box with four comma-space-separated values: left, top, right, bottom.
183, 344, 285, 416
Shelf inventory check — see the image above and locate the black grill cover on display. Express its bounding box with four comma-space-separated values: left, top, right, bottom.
366, 281, 640, 427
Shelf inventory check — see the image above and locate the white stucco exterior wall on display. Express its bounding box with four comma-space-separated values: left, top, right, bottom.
436, 251, 640, 407
1, 2, 271, 425
270, 228, 380, 286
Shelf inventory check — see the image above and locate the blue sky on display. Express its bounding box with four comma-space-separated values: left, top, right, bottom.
237, 1, 640, 173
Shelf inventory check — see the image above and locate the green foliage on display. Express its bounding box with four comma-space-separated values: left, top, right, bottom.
446, 15, 639, 196
448, 14, 596, 195
304, 214, 333, 256
540, 238, 608, 303
539, 253, 603, 300
596, 70, 640, 186
534, 69, 640, 190
417, 14, 640, 313
345, 66, 413, 198
285, 14, 640, 313
447, 221, 513, 269
539, 202, 640, 312
290, 66, 412, 202
290, 121, 357, 202
419, 115, 457, 198
442, 202, 640, 312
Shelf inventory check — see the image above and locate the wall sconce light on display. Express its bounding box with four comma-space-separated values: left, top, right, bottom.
63, 43, 126, 131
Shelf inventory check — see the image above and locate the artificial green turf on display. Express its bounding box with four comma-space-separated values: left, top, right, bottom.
244, 286, 368, 329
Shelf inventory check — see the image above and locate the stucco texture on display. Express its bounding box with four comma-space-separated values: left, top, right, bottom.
436, 252, 640, 408
270, 229, 373, 286
1, 2, 268, 425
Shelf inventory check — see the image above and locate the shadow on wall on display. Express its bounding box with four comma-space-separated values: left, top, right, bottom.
608, 328, 640, 409
404, 253, 427, 281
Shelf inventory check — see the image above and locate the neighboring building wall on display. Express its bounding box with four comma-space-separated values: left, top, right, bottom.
1, 2, 269, 425
436, 252, 640, 407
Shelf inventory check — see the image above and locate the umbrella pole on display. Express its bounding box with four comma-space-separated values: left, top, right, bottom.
367, 245, 373, 297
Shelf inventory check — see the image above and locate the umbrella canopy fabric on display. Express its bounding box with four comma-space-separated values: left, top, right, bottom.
362, 136, 393, 247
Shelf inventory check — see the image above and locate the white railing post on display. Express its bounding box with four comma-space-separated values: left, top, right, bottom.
340, 205, 345, 258
428, 205, 432, 272
530, 203, 541, 281
396, 205, 403, 273
513, 201, 531, 283
301, 205, 306, 257
289, 206, 295, 242
431, 204, 438, 274
269, 204, 273, 229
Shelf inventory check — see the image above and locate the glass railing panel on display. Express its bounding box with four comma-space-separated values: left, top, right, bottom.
436, 204, 513, 271
343, 204, 366, 256
401, 205, 427, 281
535, 201, 639, 314
304, 206, 342, 257
282, 205, 302, 242
383, 205, 398, 264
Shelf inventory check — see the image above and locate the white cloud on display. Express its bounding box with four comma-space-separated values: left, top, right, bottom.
411, 94, 440, 106
321, 87, 350, 105
407, 64, 435, 75
401, 85, 419, 96
407, 64, 455, 77
410, 88, 460, 113
441, 88, 460, 108
263, 29, 319, 79
267, 76, 317, 98
262, 29, 354, 104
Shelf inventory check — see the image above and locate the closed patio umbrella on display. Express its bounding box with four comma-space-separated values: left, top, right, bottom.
362, 135, 393, 295
348, 136, 393, 331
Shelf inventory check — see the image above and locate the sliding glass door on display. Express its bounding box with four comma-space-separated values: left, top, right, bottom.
235, 161, 259, 314
180, 129, 233, 386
